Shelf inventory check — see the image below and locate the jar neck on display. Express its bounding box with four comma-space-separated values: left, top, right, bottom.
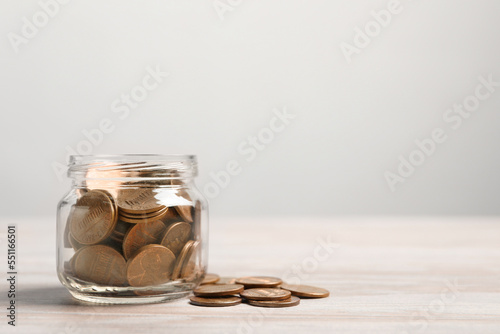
71, 177, 195, 189
67, 154, 198, 187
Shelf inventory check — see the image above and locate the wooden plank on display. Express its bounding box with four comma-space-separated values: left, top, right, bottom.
0, 217, 499, 334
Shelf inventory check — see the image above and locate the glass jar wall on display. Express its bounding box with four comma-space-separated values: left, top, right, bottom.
56, 155, 208, 304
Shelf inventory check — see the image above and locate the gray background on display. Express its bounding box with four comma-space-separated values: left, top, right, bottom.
1, 0, 499, 217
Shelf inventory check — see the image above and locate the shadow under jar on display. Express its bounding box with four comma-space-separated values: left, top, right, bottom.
56, 155, 208, 304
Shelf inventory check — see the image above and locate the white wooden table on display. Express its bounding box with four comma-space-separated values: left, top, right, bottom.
1, 217, 499, 334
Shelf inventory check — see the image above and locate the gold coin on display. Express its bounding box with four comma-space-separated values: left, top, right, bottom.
216, 277, 237, 285
235, 276, 282, 288
171, 240, 195, 280
73, 245, 127, 286
247, 296, 300, 308
280, 284, 330, 298
116, 187, 165, 213
69, 190, 117, 245
201, 273, 220, 285
126, 244, 176, 287
189, 296, 242, 307
193, 284, 244, 297
122, 219, 166, 259
240, 288, 291, 301
160, 222, 191, 256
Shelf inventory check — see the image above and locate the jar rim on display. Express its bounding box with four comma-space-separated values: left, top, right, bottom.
68, 154, 198, 179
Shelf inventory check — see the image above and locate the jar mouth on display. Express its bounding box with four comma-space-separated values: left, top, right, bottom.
68, 154, 198, 179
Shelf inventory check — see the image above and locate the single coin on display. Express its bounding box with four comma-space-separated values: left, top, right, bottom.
280, 284, 330, 298
162, 207, 182, 223
119, 207, 168, 224
193, 284, 244, 297
189, 296, 242, 307
107, 220, 132, 244
175, 190, 193, 223
69, 190, 118, 245
247, 296, 300, 308
116, 187, 164, 213
171, 240, 195, 280
216, 277, 237, 285
122, 220, 166, 259
201, 273, 220, 285
235, 276, 282, 288
240, 288, 291, 301
73, 245, 127, 286
69, 249, 79, 274
180, 241, 199, 279
126, 244, 176, 287
160, 222, 191, 256
175, 206, 193, 223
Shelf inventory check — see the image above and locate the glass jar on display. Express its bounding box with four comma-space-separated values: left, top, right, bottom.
56, 154, 208, 304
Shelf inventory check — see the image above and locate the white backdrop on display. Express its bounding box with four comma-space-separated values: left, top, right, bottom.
1, 0, 500, 217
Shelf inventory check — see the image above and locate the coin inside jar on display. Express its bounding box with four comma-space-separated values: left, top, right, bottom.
116, 187, 165, 213
189, 296, 242, 307
69, 233, 84, 251
175, 205, 193, 223
240, 288, 291, 301
247, 296, 300, 308
180, 241, 199, 279
280, 283, 330, 298
72, 245, 127, 286
235, 276, 282, 288
160, 222, 191, 256
193, 284, 244, 297
118, 206, 169, 224
174, 190, 193, 223
69, 190, 118, 245
126, 244, 176, 287
171, 240, 195, 280
122, 219, 166, 259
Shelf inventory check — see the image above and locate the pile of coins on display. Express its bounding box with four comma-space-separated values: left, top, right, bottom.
64, 187, 200, 288
189, 274, 329, 308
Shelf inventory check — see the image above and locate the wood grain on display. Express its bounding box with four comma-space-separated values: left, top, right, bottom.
0, 217, 499, 334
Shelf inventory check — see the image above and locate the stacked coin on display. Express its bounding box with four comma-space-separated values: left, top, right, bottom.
64, 187, 200, 289
189, 274, 329, 307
